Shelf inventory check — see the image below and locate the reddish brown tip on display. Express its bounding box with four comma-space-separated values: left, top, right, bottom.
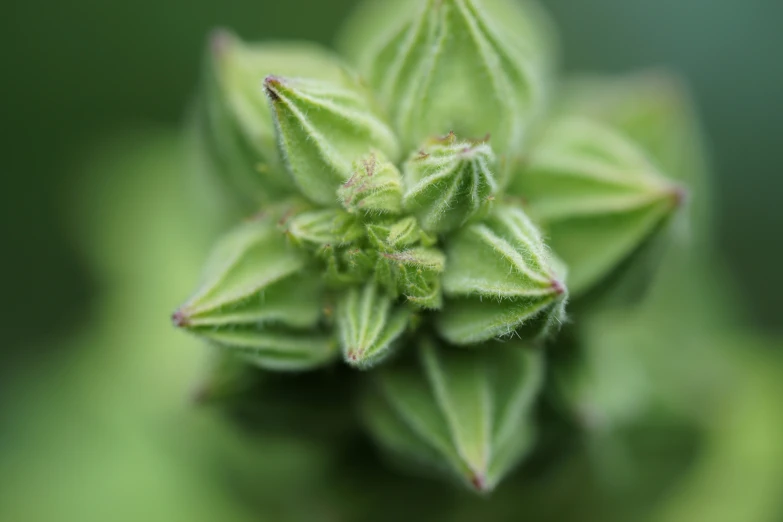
670, 185, 689, 209
171, 309, 191, 328
550, 279, 566, 296
469, 473, 488, 492
209, 28, 234, 58
263, 75, 283, 102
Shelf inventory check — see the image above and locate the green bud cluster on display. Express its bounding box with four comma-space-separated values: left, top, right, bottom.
174, 0, 691, 494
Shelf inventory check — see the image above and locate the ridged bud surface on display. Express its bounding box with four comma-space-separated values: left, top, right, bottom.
265, 75, 400, 206
195, 30, 347, 209
337, 283, 412, 369
403, 133, 498, 233
362, 338, 544, 492
173, 219, 336, 371
439, 205, 567, 344
509, 117, 685, 297
338, 0, 551, 155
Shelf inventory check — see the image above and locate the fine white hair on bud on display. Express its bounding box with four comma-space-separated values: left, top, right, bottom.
339, 152, 404, 215
403, 132, 498, 233
196, 30, 349, 210
172, 218, 338, 371
337, 283, 412, 369
264, 74, 401, 206
438, 205, 567, 344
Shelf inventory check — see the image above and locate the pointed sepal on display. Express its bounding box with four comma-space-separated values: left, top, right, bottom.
403, 133, 499, 233
173, 218, 336, 371
194, 30, 347, 209
337, 283, 412, 369
362, 338, 544, 493
264, 74, 400, 206
508, 117, 685, 297
438, 205, 567, 344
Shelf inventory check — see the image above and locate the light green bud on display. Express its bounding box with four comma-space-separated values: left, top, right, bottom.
264, 74, 400, 206
339, 152, 404, 215
509, 117, 685, 297
173, 218, 336, 371
376, 246, 446, 310
362, 338, 544, 493
337, 283, 412, 369
336, 0, 552, 155
558, 71, 711, 244
195, 30, 348, 210
284, 208, 365, 249
403, 133, 498, 233
438, 205, 567, 344
365, 216, 437, 252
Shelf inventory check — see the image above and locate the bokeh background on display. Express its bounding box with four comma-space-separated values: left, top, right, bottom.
2, 1, 782, 521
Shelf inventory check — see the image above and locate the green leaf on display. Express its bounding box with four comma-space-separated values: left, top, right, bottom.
339, 152, 404, 215
508, 117, 685, 297
403, 133, 498, 232
337, 0, 554, 155
264, 74, 400, 206
362, 338, 544, 493
194, 30, 348, 210
439, 205, 567, 344
337, 283, 412, 369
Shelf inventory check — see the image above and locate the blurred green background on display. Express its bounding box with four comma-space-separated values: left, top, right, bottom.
2, 1, 782, 520
3, 0, 781, 364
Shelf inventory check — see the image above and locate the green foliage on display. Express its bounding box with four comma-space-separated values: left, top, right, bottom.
163, 0, 779, 503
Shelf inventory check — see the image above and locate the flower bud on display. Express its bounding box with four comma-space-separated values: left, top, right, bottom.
376, 247, 446, 310
337, 0, 552, 155
362, 338, 544, 493
284, 208, 365, 249
337, 283, 412, 369
339, 152, 404, 215
264, 74, 400, 206
365, 216, 437, 252
195, 30, 347, 210
438, 205, 567, 344
558, 71, 711, 245
508, 117, 686, 298
403, 133, 498, 233
173, 218, 336, 371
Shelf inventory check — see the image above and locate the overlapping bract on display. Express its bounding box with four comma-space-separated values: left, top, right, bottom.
173, 219, 337, 371
509, 117, 684, 297
363, 339, 544, 493
174, 0, 694, 495
194, 30, 348, 210
339, 0, 552, 155
403, 133, 498, 233
439, 205, 567, 344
